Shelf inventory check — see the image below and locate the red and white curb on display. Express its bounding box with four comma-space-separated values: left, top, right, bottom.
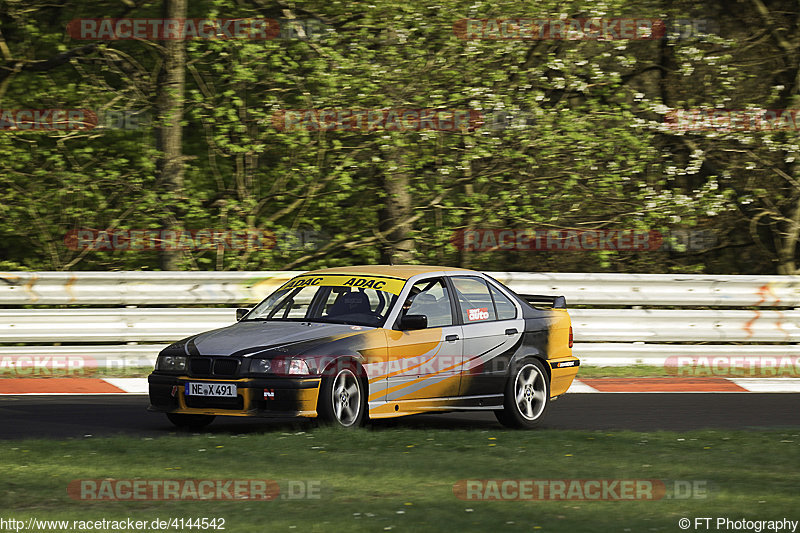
0, 378, 149, 395
572, 378, 800, 393
1, 377, 800, 395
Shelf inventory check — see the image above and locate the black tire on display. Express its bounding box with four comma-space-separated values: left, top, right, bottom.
317, 362, 367, 428
495, 358, 550, 429
166, 413, 216, 429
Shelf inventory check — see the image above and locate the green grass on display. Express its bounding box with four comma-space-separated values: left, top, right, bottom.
577, 365, 675, 378
3, 427, 798, 532
85, 366, 156, 379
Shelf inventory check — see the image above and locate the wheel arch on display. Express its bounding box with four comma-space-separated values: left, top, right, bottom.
509, 352, 552, 380
318, 355, 370, 402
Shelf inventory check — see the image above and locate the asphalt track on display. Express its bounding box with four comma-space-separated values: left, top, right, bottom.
1, 393, 799, 439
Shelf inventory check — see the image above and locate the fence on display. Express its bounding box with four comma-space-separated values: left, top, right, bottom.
1, 271, 798, 367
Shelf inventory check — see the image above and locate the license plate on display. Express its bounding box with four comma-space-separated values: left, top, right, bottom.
184, 382, 237, 397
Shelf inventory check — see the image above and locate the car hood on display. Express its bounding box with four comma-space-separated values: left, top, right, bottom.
185, 321, 372, 357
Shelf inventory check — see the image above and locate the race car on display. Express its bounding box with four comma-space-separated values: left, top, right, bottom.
148, 265, 579, 429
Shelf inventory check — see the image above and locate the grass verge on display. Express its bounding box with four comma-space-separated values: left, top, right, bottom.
3, 427, 798, 532
577, 365, 675, 378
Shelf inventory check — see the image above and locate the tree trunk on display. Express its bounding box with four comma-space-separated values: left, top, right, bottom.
156, 0, 187, 270
750, 0, 800, 273
378, 149, 414, 264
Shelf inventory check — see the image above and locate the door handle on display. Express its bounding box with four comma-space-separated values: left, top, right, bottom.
505, 328, 518, 336
445, 334, 460, 342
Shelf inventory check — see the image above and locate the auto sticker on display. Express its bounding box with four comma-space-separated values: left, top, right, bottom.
467, 308, 490, 321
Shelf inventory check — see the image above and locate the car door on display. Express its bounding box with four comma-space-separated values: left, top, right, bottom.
450, 276, 524, 398
384, 277, 463, 405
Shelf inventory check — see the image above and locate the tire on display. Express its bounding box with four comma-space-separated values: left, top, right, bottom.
317, 362, 367, 428
166, 413, 216, 429
495, 358, 549, 429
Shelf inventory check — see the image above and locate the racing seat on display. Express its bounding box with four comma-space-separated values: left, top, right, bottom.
326, 290, 372, 317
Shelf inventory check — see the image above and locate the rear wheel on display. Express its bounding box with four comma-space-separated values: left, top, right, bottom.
317, 364, 366, 428
166, 413, 216, 429
495, 358, 549, 429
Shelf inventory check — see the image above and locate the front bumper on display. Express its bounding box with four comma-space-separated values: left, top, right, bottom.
147, 374, 321, 418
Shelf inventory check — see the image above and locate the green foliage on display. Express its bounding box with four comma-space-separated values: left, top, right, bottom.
1, 0, 798, 273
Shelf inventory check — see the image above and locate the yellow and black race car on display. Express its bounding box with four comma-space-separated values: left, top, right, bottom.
148, 265, 579, 429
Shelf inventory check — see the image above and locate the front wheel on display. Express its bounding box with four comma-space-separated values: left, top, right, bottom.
495, 358, 550, 429
317, 365, 366, 428
166, 413, 216, 429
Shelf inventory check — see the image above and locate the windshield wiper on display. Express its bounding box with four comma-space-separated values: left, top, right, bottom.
309, 318, 357, 325
243, 317, 374, 326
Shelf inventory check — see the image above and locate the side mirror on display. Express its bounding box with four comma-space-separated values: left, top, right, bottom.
236, 308, 250, 321
399, 314, 427, 331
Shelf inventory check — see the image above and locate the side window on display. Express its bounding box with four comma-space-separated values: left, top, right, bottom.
451, 276, 497, 323
489, 284, 517, 320
404, 278, 454, 328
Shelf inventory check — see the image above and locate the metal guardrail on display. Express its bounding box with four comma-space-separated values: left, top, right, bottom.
0, 271, 798, 367
569, 309, 800, 342
0, 308, 797, 343
491, 272, 800, 307
0, 271, 294, 305
2, 271, 800, 306
0, 309, 232, 343
0, 344, 163, 369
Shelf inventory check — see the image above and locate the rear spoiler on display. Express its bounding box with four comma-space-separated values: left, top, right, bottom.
519, 294, 567, 309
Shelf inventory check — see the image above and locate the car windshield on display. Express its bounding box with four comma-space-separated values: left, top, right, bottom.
244, 274, 404, 327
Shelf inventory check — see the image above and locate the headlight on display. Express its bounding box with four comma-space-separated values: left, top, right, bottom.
156, 355, 187, 372
251, 359, 272, 374
288, 358, 310, 375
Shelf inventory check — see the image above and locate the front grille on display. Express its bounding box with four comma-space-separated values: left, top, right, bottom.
189, 357, 239, 378
185, 395, 244, 410
213, 359, 238, 376
190, 358, 212, 375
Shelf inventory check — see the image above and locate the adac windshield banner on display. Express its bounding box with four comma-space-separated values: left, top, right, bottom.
278, 275, 406, 295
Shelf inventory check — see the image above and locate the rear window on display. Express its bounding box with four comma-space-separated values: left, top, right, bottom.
489, 284, 517, 320
451, 276, 497, 323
